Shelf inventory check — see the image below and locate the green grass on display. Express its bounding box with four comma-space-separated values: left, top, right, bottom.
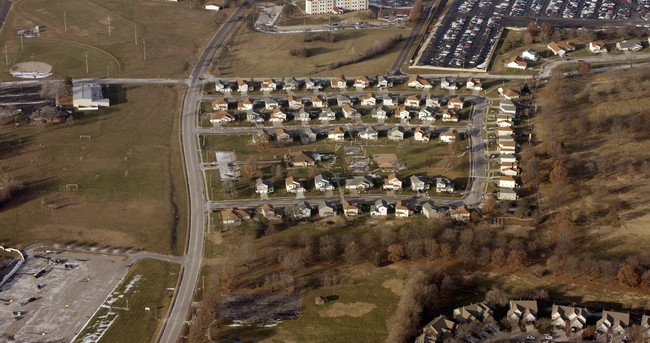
0, 85, 187, 255
211, 21, 410, 78
0, 0, 229, 79
73, 258, 181, 343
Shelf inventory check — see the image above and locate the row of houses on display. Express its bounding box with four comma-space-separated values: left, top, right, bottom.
417, 299, 649, 343
256, 173, 456, 195
220, 200, 471, 224
214, 75, 485, 94
493, 99, 520, 201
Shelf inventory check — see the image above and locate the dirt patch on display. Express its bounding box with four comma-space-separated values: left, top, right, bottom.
503, 225, 535, 238
382, 278, 405, 296
319, 302, 377, 318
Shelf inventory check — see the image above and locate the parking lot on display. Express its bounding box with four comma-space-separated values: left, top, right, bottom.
416, 0, 648, 70
0, 250, 131, 342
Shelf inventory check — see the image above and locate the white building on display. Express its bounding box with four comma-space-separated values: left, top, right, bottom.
72, 83, 110, 110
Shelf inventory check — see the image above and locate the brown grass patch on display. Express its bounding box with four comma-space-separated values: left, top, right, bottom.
319, 302, 377, 318
382, 278, 406, 296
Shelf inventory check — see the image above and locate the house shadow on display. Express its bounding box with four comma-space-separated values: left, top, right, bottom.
102, 84, 127, 106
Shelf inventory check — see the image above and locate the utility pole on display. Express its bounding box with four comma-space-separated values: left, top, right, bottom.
107, 15, 111, 37
143, 38, 146, 61
84, 51, 89, 73
64, 12, 67, 32
134, 24, 137, 46
4, 45, 8, 65
20, 35, 23, 51
106, 65, 109, 78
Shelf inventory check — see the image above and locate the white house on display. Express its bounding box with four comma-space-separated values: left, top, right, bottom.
596, 311, 629, 335
520, 48, 539, 61
422, 202, 441, 218
319, 108, 337, 122
72, 83, 110, 110
342, 201, 362, 217
318, 201, 337, 217
441, 109, 459, 122
383, 173, 402, 191
371, 106, 389, 119
261, 79, 277, 92
448, 97, 464, 110
396, 106, 411, 120
345, 176, 374, 191
342, 104, 359, 119
296, 108, 311, 122
505, 56, 527, 70
414, 127, 431, 142
209, 111, 236, 124
388, 126, 404, 141
589, 41, 607, 54
440, 129, 458, 143
508, 300, 538, 323
237, 80, 251, 92
215, 80, 231, 93
440, 78, 457, 90
264, 98, 280, 110
205, 3, 220, 11
354, 75, 370, 89
551, 305, 587, 331
212, 98, 229, 111
498, 176, 517, 188
288, 96, 303, 110
498, 188, 518, 201
405, 95, 421, 108
237, 97, 254, 111
616, 39, 642, 52
361, 93, 376, 106
328, 127, 345, 141
314, 174, 335, 191
370, 199, 389, 216
305, 78, 321, 91
270, 108, 287, 123
283, 78, 300, 91
394, 200, 414, 217
377, 75, 393, 89
285, 176, 305, 194
409, 175, 429, 192
466, 77, 483, 91
311, 95, 327, 108
256, 178, 274, 194
359, 127, 379, 140
547, 41, 575, 57
435, 177, 454, 193
382, 95, 398, 107
418, 107, 435, 121
246, 110, 264, 124
407, 75, 432, 89
330, 76, 347, 89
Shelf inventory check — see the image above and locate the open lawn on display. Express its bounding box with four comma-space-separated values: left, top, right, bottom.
0, 0, 229, 80
210, 22, 410, 78
0, 84, 187, 255
73, 258, 181, 343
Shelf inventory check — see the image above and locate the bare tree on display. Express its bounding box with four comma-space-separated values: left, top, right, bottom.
221, 179, 238, 199
239, 236, 255, 269
491, 248, 506, 266
241, 156, 261, 180
387, 244, 405, 263
405, 240, 423, 261
344, 241, 361, 265
409, 0, 423, 22
485, 287, 509, 306
617, 265, 641, 287
253, 132, 272, 152
280, 250, 304, 277
482, 195, 498, 216
610, 117, 627, 146
319, 235, 337, 261
40, 80, 67, 106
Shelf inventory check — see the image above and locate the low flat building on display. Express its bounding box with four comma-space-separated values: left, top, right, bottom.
72, 83, 110, 110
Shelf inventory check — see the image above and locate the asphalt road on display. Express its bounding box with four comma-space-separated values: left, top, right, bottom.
157, 2, 252, 343
0, 0, 12, 34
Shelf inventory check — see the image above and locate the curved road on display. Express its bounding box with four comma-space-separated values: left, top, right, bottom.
158, 2, 251, 343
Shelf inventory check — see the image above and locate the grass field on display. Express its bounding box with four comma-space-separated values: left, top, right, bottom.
0, 0, 229, 80
73, 258, 181, 343
210, 22, 410, 77
0, 85, 188, 255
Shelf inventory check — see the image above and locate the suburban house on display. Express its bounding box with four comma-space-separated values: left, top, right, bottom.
342, 201, 361, 217
294, 201, 312, 219
589, 41, 607, 54
498, 175, 517, 188
508, 300, 538, 324
260, 204, 283, 221
547, 41, 575, 57
505, 56, 527, 70
371, 106, 389, 119
359, 126, 379, 140
255, 178, 274, 194
426, 95, 444, 108
209, 111, 236, 124
361, 93, 376, 106
440, 78, 457, 90
285, 176, 305, 194
345, 175, 374, 191
336, 95, 353, 106
270, 108, 287, 123
72, 83, 110, 110
405, 95, 421, 108
499, 141, 517, 154
395, 200, 414, 217
330, 76, 347, 89
440, 129, 458, 143
499, 153, 517, 164
501, 165, 520, 176
407, 75, 432, 89
435, 177, 454, 193
498, 188, 518, 201
311, 95, 327, 108
596, 311, 629, 335
205, 3, 220, 11
288, 96, 303, 110
498, 86, 521, 100
370, 199, 389, 216
328, 127, 346, 141
378, 75, 393, 88
296, 108, 311, 122
354, 75, 370, 88
499, 100, 518, 114
396, 106, 411, 120
289, 151, 317, 167
410, 175, 429, 192
415, 315, 455, 343
551, 304, 587, 331
442, 109, 459, 122
388, 126, 405, 141
641, 315, 650, 336
422, 202, 441, 218
453, 302, 494, 323
220, 207, 251, 224
342, 104, 359, 119
237, 97, 254, 111
449, 205, 471, 222
466, 77, 483, 91
246, 110, 264, 124
497, 114, 513, 127
314, 174, 335, 191
264, 98, 279, 110
212, 98, 229, 111
283, 78, 300, 91
418, 107, 435, 121
300, 127, 318, 143
500, 161, 519, 174
318, 201, 337, 217
616, 39, 642, 51
237, 80, 251, 92
261, 79, 277, 92
382, 95, 398, 106
414, 126, 432, 142
520, 48, 540, 61
383, 173, 403, 191
215, 80, 231, 93
319, 108, 337, 122
305, 78, 321, 90
448, 97, 464, 109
